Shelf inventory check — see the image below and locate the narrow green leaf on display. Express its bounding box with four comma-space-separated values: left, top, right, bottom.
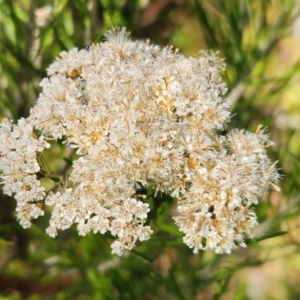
131, 249, 154, 262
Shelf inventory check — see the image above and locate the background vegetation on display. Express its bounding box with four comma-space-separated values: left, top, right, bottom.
1, 0, 300, 299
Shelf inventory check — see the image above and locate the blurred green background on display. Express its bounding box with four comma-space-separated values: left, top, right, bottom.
1, 0, 300, 299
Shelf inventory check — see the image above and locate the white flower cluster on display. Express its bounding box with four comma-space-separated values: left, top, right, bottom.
0, 28, 279, 255
0, 118, 50, 228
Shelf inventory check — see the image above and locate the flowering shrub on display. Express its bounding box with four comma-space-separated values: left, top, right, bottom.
0, 28, 279, 256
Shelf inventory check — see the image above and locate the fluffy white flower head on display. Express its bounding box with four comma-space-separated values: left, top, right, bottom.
0, 28, 280, 256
